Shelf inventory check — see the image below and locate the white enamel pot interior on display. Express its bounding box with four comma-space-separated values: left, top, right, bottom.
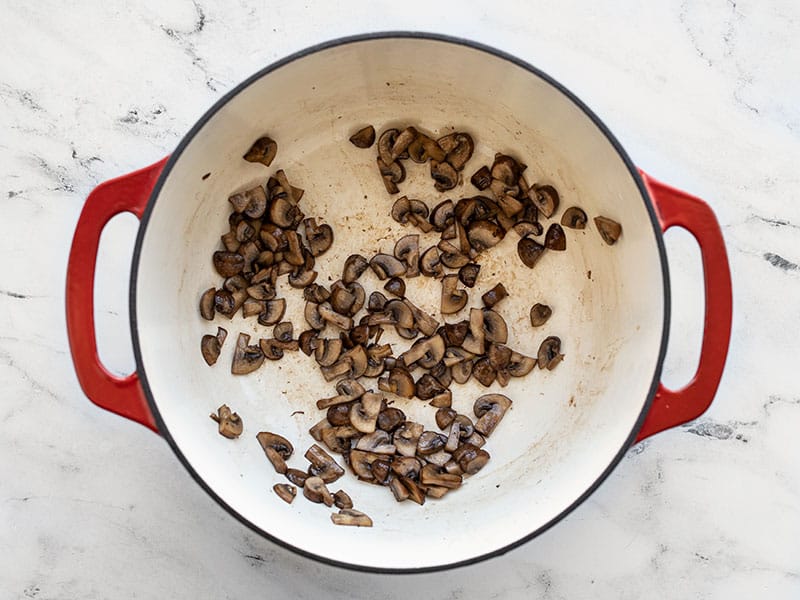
132, 34, 667, 572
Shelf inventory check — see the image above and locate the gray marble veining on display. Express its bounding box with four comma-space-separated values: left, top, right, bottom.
1, 0, 798, 598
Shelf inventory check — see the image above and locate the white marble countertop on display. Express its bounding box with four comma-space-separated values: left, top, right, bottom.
2, 1, 799, 598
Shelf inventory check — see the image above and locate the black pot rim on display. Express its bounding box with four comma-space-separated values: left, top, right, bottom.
130, 31, 671, 575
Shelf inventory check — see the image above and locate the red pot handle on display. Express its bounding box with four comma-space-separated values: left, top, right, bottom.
66, 158, 168, 433
635, 171, 733, 442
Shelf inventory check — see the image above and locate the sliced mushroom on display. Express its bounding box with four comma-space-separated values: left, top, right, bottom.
303, 218, 334, 256
443, 133, 474, 171
231, 333, 264, 375
315, 337, 343, 368
406, 131, 446, 163
259, 338, 286, 360
402, 477, 426, 505
247, 282, 276, 301
440, 321, 469, 347
377, 156, 405, 194
451, 358, 473, 385
393, 422, 424, 457
391, 456, 422, 481
530, 303, 552, 327
383, 277, 405, 298
436, 407, 457, 430
544, 223, 566, 251
258, 298, 286, 326
513, 220, 543, 238
461, 308, 486, 356
348, 449, 383, 480
331, 508, 373, 527
304, 302, 325, 331
467, 220, 504, 252
430, 160, 458, 192
594, 216, 622, 245
441, 274, 468, 314
209, 403, 242, 438
269, 197, 300, 229
305, 444, 345, 483
482, 283, 508, 308
538, 336, 564, 370
487, 343, 512, 371
532, 184, 560, 218
201, 327, 228, 366
378, 366, 416, 398
213, 251, 244, 277
318, 302, 354, 330
438, 240, 470, 269
298, 329, 319, 356
482, 309, 508, 344
393, 234, 420, 277
472, 357, 497, 386
473, 394, 512, 437
517, 236, 546, 268
414, 373, 445, 401
256, 431, 293, 474
273, 483, 296, 504
390, 126, 418, 160
389, 478, 410, 502
326, 404, 352, 427
336, 255, 366, 286
369, 253, 406, 280
403, 300, 439, 337
355, 430, 396, 455
420, 464, 462, 489
242, 298, 266, 319
442, 345, 473, 367
199, 287, 216, 320
377, 128, 399, 165
417, 431, 447, 455
491, 154, 520, 186
400, 335, 445, 369
458, 263, 480, 288
420, 246, 444, 278
367, 290, 388, 313
349, 392, 382, 433
470, 165, 492, 190
507, 350, 537, 377
496, 193, 524, 218
561, 206, 588, 229
320, 426, 357, 454
377, 406, 406, 432
303, 476, 334, 506
429, 199, 454, 232
308, 417, 331, 442
453, 444, 491, 475
243, 136, 277, 166
333, 489, 353, 509
282, 469, 307, 488
349, 125, 375, 148
391, 197, 430, 228
330, 284, 357, 315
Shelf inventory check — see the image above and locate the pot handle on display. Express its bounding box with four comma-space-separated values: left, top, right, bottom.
66, 158, 168, 433
635, 171, 733, 442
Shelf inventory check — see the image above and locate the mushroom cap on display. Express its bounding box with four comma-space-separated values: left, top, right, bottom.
532, 184, 560, 218
470, 165, 492, 190
561, 206, 588, 229
430, 160, 458, 192
467, 220, 505, 252
231, 333, 264, 375
393, 422, 424, 457
349, 125, 375, 148
538, 336, 564, 370
529, 303, 552, 327
369, 253, 406, 280
429, 199, 455, 232
342, 254, 369, 284
441, 274, 468, 315
482, 309, 509, 344
458, 263, 480, 288
517, 236, 546, 268
349, 392, 382, 433
545, 223, 567, 251
394, 234, 420, 277
331, 509, 373, 527
303, 476, 334, 506
419, 246, 444, 278
594, 216, 623, 245
243, 136, 277, 167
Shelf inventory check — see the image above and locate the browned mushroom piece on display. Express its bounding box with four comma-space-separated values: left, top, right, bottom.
269, 196, 300, 229
532, 184, 560, 219
243, 136, 277, 167
504, 350, 536, 377
242, 298, 266, 319
472, 357, 497, 387
389, 478, 410, 502
314, 338, 343, 368
330, 284, 357, 315
231, 333, 264, 375
273, 169, 303, 204
594, 216, 622, 245
441, 274, 468, 314
482, 283, 509, 308
305, 444, 345, 483
247, 282, 276, 301
420, 464, 462, 489
453, 444, 491, 475
393, 422, 424, 457
259, 338, 285, 361
430, 160, 458, 192
201, 327, 228, 366
355, 430, 397, 454
377, 406, 406, 432
561, 206, 588, 229
390, 126, 418, 161
491, 154, 520, 186
467, 220, 504, 252
429, 390, 453, 408
442, 133, 474, 171
464, 431, 486, 448
369, 253, 406, 280
367, 290, 388, 313
199, 287, 216, 320
414, 373, 446, 401
234, 220, 256, 243
537, 336, 564, 370
530, 303, 552, 327
298, 329, 319, 356
303, 218, 334, 256
273, 483, 296, 504
544, 223, 566, 251
333, 489, 353, 509
258, 298, 286, 326
458, 263, 480, 288
331, 508, 373, 527
326, 404, 351, 427
285, 468, 308, 487
349, 125, 376, 148
349, 392, 383, 433
303, 476, 334, 506
429, 199, 455, 232
256, 431, 294, 474
417, 431, 447, 455
348, 449, 383, 480
487, 343, 512, 371
221, 230, 240, 253
401, 477, 426, 505
513, 220, 543, 239
213, 251, 244, 278
440, 321, 469, 347
377, 156, 406, 194
473, 394, 512, 437
318, 302, 354, 330
308, 417, 331, 442
401, 335, 445, 369
437, 240, 470, 269
401, 300, 438, 337
482, 309, 508, 344
304, 302, 325, 331
320, 426, 358, 454
419, 246, 444, 278
384, 277, 406, 298
435, 407, 457, 430
377, 128, 400, 165
209, 403, 242, 438
470, 165, 492, 190
394, 234, 420, 277
517, 236, 546, 268
461, 308, 486, 356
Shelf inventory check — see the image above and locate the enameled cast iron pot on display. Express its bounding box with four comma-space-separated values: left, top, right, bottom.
66, 33, 732, 573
